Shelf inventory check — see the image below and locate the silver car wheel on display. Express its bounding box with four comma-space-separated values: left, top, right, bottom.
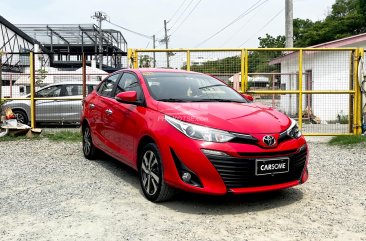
83, 127, 91, 155
141, 150, 160, 196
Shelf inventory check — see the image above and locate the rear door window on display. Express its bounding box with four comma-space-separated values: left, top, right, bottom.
64, 85, 82, 96
36, 85, 62, 97
97, 74, 121, 97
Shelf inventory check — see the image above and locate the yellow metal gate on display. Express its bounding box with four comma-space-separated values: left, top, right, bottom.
129, 48, 363, 136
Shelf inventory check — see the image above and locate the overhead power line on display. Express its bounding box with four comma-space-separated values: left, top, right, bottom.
239, 7, 284, 47
220, 0, 269, 47
170, 0, 195, 29
154, 26, 165, 36
106, 20, 153, 40
171, 0, 203, 35
169, 0, 189, 22
195, 0, 269, 47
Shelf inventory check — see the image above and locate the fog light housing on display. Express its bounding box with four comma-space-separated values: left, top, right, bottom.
170, 148, 203, 188
298, 144, 307, 153
201, 149, 229, 157
182, 172, 192, 183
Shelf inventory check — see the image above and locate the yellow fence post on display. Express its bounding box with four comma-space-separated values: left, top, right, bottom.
355, 48, 363, 135
298, 49, 303, 129
358, 48, 364, 135
244, 49, 249, 92
127, 49, 138, 69
240, 49, 245, 93
186, 50, 191, 71
127, 49, 132, 68
353, 49, 359, 135
30, 52, 36, 129
133, 50, 138, 69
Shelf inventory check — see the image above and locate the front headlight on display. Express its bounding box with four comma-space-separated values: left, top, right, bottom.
165, 115, 235, 142
287, 118, 302, 138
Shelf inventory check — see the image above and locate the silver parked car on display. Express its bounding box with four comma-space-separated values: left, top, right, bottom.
3, 81, 99, 124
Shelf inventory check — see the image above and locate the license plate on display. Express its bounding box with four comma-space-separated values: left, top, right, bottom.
255, 158, 289, 176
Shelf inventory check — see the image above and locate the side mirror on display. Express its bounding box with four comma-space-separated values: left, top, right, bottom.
242, 93, 254, 102
115, 91, 138, 104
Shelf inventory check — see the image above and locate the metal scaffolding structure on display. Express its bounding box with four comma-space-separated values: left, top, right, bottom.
0, 15, 49, 73
16, 24, 128, 71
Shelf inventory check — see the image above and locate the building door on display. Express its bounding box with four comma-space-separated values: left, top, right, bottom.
305, 70, 313, 110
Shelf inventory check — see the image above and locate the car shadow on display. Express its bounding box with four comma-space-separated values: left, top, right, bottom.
90, 153, 304, 214
162, 188, 304, 215
91, 153, 141, 190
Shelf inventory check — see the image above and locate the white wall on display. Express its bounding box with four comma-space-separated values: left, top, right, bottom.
279, 51, 352, 121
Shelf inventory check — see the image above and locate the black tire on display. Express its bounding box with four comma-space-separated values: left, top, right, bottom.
139, 143, 175, 202
13, 109, 28, 124
82, 124, 98, 159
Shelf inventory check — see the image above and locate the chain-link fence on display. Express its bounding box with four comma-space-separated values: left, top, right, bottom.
1, 49, 362, 135
0, 52, 128, 130
131, 48, 363, 135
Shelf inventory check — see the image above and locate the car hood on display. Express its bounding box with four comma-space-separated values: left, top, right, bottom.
157, 102, 291, 134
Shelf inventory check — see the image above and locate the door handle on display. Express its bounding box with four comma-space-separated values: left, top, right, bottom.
105, 109, 113, 115
89, 103, 95, 109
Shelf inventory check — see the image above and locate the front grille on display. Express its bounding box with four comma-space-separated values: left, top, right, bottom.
208, 148, 307, 189
238, 149, 297, 157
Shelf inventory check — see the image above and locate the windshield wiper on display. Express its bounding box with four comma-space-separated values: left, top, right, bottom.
157, 98, 188, 102
199, 84, 226, 89
192, 99, 245, 103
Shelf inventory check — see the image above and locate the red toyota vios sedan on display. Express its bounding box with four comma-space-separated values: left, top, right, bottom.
81, 68, 308, 202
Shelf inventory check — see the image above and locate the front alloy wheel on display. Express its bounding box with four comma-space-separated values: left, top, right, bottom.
139, 143, 174, 202
82, 124, 98, 159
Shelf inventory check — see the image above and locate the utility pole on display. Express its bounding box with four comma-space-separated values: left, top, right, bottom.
153, 35, 156, 67
164, 20, 170, 68
285, 0, 294, 48
92, 11, 108, 69
0, 54, 2, 102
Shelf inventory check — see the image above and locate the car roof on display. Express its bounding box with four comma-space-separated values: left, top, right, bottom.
137, 68, 198, 74
43, 81, 100, 87
111, 68, 199, 75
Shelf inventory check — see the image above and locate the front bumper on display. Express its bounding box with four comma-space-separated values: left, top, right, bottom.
156, 124, 309, 195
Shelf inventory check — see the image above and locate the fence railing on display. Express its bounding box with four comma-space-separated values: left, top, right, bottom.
0, 52, 111, 129
129, 48, 363, 135
0, 49, 363, 135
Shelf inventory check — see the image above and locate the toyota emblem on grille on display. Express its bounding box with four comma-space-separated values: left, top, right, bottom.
263, 135, 276, 146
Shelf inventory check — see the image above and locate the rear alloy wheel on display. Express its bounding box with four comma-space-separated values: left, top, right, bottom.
139, 143, 174, 202
13, 110, 28, 124
82, 124, 98, 159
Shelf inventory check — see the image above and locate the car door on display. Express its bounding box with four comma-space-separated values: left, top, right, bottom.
88, 74, 121, 152
57, 84, 83, 122
104, 72, 146, 164
35, 85, 63, 121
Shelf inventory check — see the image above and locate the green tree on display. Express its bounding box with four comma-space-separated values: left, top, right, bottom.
36, 68, 48, 86
185, 56, 241, 74
262, 0, 366, 47
258, 34, 285, 48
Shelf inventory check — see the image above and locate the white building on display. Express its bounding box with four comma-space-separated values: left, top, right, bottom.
270, 33, 366, 122
182, 56, 219, 67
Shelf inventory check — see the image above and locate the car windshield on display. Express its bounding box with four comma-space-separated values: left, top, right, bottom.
143, 72, 246, 103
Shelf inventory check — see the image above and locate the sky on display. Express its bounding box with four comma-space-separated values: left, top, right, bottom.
1, 0, 336, 49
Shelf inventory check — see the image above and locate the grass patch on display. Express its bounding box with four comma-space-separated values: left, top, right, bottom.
0, 135, 32, 142
329, 135, 366, 145
43, 131, 81, 142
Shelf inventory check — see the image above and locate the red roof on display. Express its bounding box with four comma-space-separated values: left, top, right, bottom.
269, 33, 366, 64
310, 32, 366, 48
